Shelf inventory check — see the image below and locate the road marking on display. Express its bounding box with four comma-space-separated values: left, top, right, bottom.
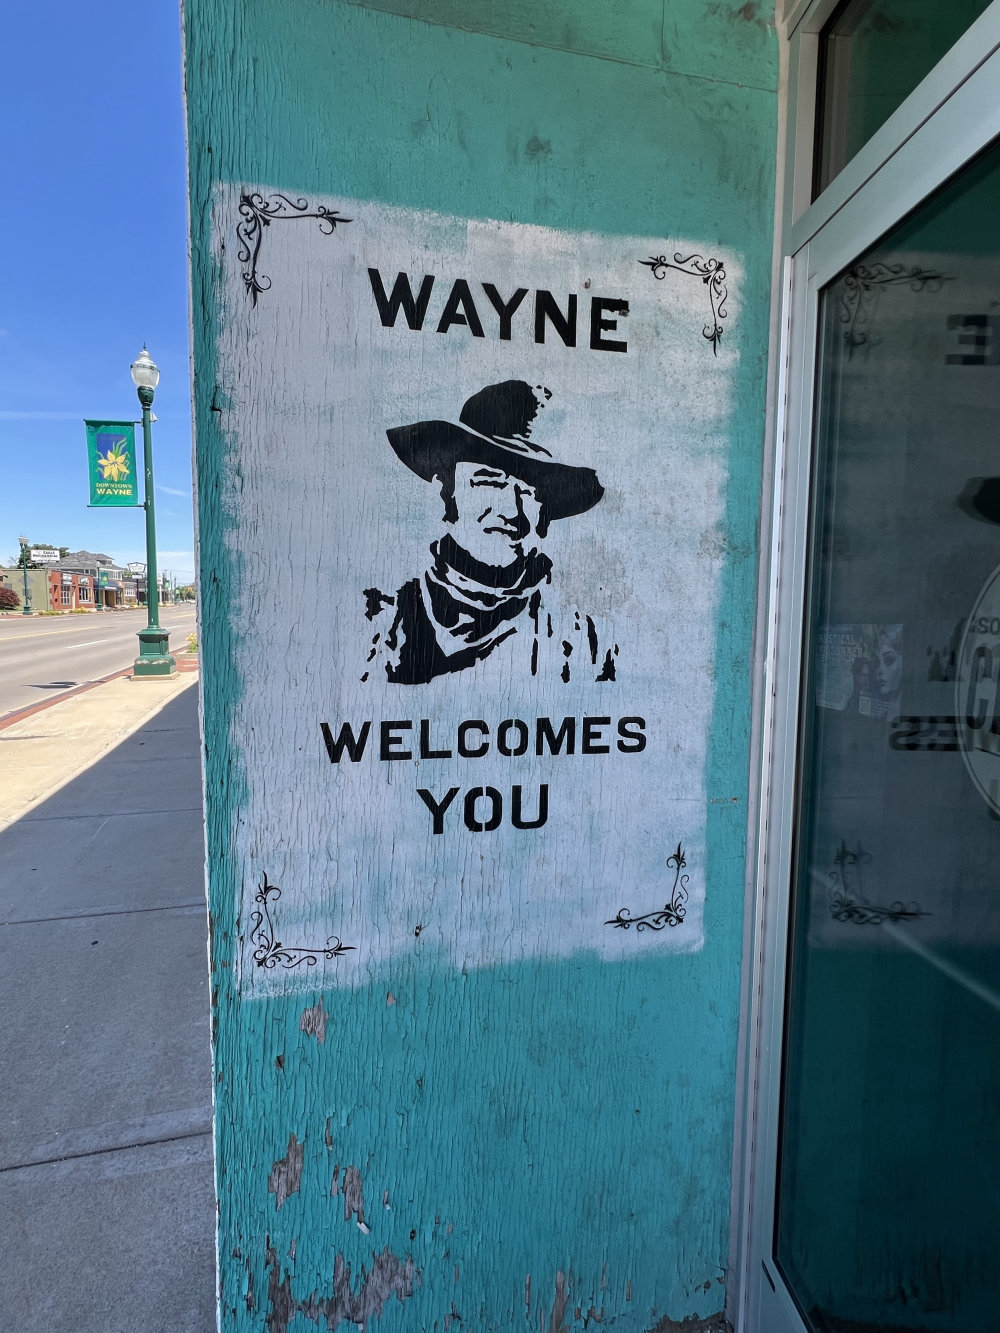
0, 615, 195, 643
73, 639, 114, 648
0, 628, 107, 642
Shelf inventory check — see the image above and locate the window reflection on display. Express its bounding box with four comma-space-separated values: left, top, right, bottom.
814, 0, 994, 197
777, 143, 1000, 1331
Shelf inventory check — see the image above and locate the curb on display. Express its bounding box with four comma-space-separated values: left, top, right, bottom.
0, 669, 132, 732
0, 659, 200, 733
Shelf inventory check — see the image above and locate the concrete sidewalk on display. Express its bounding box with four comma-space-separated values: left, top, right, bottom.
0, 674, 215, 1333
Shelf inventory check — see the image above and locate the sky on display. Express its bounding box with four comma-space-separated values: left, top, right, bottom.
0, 3, 194, 582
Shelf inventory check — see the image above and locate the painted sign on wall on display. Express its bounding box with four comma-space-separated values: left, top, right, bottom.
213, 188, 739, 991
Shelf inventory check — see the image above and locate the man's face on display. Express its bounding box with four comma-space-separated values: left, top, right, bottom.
448, 461, 543, 565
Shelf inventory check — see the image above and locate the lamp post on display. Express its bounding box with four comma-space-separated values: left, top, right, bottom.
130, 347, 176, 677
17, 535, 33, 615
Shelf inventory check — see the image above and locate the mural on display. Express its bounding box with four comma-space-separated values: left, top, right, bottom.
365, 380, 616, 685
213, 187, 739, 990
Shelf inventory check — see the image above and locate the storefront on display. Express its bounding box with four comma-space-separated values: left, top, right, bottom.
96, 572, 121, 608
183, 3, 1000, 1330
740, 5, 1000, 1331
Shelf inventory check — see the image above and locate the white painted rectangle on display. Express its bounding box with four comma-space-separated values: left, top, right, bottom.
211, 187, 741, 991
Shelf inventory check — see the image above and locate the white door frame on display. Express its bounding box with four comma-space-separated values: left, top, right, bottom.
736, 5, 1000, 1331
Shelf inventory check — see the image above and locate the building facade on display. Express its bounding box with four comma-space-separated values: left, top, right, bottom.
183, 4, 1000, 1331
0, 566, 96, 611
54, 550, 136, 608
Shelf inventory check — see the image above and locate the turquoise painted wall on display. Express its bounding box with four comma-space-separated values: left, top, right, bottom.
183, 2, 777, 1329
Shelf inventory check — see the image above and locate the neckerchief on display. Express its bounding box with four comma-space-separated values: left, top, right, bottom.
422, 533, 552, 655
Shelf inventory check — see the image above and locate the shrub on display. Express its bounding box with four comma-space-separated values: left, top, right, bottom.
0, 585, 20, 609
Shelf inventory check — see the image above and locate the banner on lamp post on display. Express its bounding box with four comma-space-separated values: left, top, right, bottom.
85, 420, 140, 506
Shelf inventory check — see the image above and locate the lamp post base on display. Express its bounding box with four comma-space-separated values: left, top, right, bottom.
133, 626, 177, 678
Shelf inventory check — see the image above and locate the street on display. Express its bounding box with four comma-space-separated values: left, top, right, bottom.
0, 605, 197, 718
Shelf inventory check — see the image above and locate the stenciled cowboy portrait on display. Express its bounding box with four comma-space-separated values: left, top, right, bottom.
361, 379, 620, 686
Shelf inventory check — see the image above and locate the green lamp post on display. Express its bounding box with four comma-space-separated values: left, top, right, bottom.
18, 535, 33, 615
130, 347, 176, 677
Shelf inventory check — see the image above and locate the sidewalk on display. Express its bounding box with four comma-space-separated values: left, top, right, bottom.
0, 672, 215, 1333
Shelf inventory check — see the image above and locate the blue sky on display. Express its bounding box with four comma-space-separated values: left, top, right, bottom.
0, 2, 194, 582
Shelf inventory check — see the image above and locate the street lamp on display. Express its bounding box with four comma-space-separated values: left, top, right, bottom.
17, 535, 33, 615
130, 346, 176, 677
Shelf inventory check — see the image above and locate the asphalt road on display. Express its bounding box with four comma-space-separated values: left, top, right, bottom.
0, 604, 198, 718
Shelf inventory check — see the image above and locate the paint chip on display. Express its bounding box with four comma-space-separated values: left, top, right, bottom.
342, 1164, 366, 1228
299, 998, 327, 1044
279, 1247, 417, 1330
268, 1133, 304, 1211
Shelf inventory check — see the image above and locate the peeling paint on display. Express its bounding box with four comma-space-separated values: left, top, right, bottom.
264, 1242, 297, 1333
647, 1313, 730, 1333
525, 134, 553, 159
550, 1270, 570, 1333
264, 1244, 417, 1332
268, 1133, 304, 1211
299, 997, 327, 1043
342, 1164, 366, 1228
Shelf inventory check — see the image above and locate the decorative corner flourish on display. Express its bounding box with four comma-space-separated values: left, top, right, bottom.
639, 252, 728, 353
828, 839, 928, 925
840, 263, 951, 357
249, 873, 355, 968
605, 842, 689, 931
237, 192, 352, 306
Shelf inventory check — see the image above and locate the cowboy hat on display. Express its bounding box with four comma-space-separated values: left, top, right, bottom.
386, 380, 604, 522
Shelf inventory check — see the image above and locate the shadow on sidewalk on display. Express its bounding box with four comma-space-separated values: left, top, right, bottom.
0, 685, 215, 1333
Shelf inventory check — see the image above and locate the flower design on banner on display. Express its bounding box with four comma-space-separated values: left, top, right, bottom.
97, 439, 131, 482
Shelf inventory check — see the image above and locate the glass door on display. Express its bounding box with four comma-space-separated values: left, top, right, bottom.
776, 137, 1000, 1333
745, 13, 1000, 1333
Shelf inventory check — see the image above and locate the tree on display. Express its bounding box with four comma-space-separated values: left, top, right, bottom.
0, 585, 21, 610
